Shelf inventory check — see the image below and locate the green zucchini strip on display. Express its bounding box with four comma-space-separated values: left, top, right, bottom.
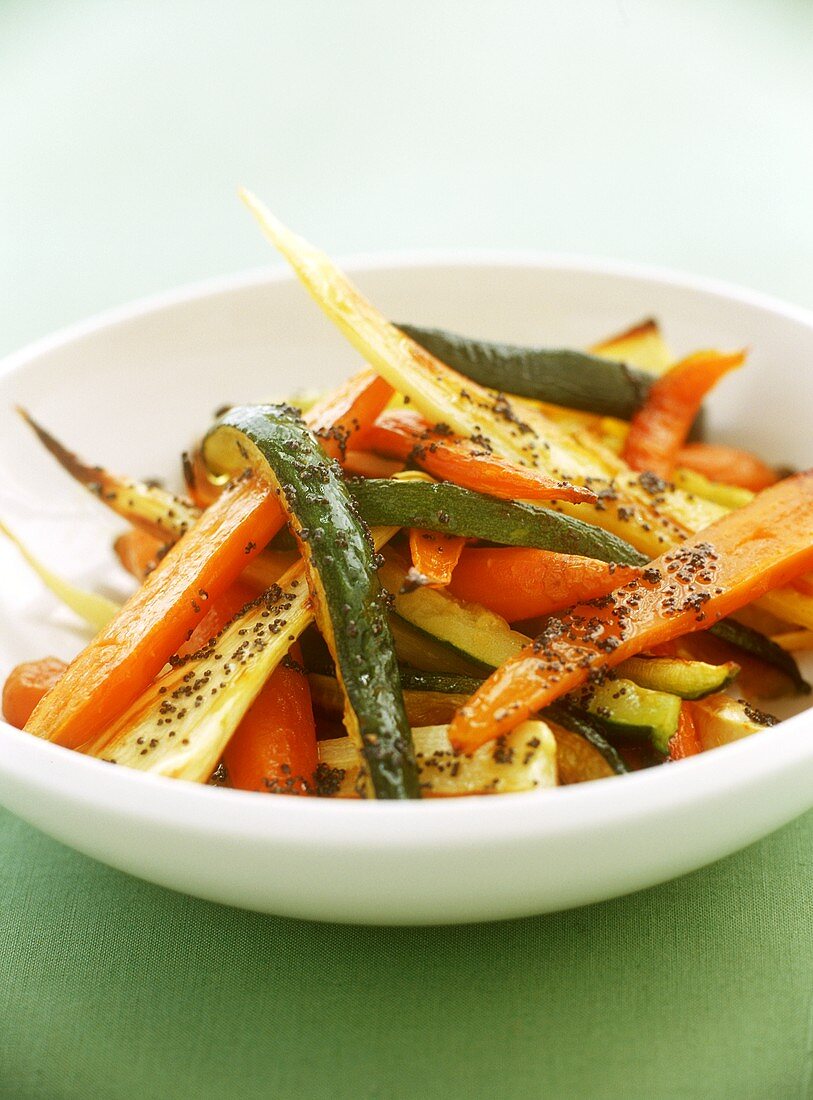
616, 656, 740, 700
204, 404, 421, 799
379, 552, 528, 672
574, 678, 681, 755
349, 478, 645, 565
398, 323, 652, 420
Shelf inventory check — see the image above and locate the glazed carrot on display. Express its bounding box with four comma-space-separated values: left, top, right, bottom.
623, 351, 745, 478
669, 704, 702, 760
25, 476, 284, 750
360, 409, 597, 504
306, 368, 394, 461
2, 657, 67, 729
114, 529, 168, 581
793, 575, 813, 597
223, 645, 318, 794
448, 547, 640, 622
342, 449, 406, 479
676, 442, 778, 492
450, 471, 813, 751
408, 530, 466, 588
176, 579, 260, 658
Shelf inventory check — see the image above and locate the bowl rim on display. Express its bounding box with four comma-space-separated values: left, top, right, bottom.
1, 249, 812, 851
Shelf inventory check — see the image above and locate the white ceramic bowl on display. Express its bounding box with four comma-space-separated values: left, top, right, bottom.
1, 254, 812, 925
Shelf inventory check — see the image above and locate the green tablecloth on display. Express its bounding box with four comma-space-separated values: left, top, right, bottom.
2, 2, 813, 1096
2, 808, 812, 1098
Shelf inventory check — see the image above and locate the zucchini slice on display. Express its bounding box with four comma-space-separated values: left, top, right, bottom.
396, 669, 483, 695
379, 552, 527, 671
617, 656, 739, 700
349, 478, 645, 565
203, 405, 420, 799
398, 323, 653, 420
389, 614, 491, 677
575, 678, 682, 755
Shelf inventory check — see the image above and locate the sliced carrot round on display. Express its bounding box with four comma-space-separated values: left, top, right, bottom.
3, 657, 68, 729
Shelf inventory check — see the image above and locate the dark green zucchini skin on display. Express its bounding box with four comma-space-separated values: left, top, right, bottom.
347, 478, 645, 565
204, 405, 421, 799
709, 619, 810, 694
397, 668, 483, 695
398, 323, 652, 420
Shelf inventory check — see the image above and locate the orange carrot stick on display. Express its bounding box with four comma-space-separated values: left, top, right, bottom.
306, 368, 394, 461
448, 547, 640, 622
623, 351, 745, 478
2, 657, 68, 729
669, 703, 701, 760
114, 529, 168, 581
450, 471, 813, 752
359, 409, 597, 504
176, 579, 260, 659
25, 476, 284, 749
408, 530, 466, 588
676, 442, 778, 492
342, 450, 406, 479
223, 645, 318, 794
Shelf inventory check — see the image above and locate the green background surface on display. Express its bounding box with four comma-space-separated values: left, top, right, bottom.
2, 2, 812, 1097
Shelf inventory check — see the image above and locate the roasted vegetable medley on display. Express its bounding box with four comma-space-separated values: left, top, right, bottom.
4, 191, 813, 799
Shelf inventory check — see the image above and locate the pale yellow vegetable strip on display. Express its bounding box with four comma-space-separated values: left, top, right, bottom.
239, 191, 701, 557
758, 590, 813, 632
239, 188, 533, 460
591, 317, 674, 374
85, 527, 398, 779
319, 720, 557, 797
672, 469, 755, 511
0, 519, 120, 632
18, 407, 201, 542
87, 562, 313, 779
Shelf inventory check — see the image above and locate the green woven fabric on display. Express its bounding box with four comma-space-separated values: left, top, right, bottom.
2, 806, 812, 1099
